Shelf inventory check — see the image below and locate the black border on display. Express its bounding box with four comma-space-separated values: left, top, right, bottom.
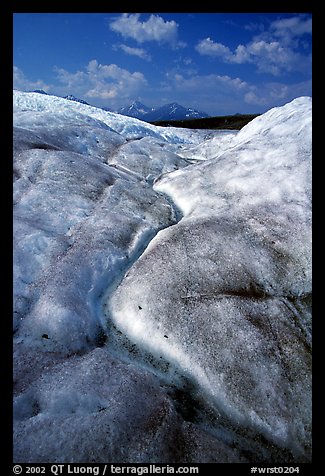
4, 1, 318, 472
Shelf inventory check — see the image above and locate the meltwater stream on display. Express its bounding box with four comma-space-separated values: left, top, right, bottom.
99, 183, 306, 464
98, 178, 187, 374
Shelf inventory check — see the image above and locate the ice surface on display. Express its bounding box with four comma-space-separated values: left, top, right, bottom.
13, 90, 208, 144
109, 136, 193, 182
14, 347, 246, 463
13, 92, 312, 463
108, 97, 312, 460
13, 145, 176, 350
14, 112, 126, 162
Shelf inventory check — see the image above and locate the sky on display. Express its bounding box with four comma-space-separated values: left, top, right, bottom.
13, 12, 312, 115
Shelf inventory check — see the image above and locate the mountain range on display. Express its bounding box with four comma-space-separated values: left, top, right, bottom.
117, 101, 210, 122
31, 91, 209, 122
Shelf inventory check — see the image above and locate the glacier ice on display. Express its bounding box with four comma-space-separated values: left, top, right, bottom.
13, 347, 246, 463
108, 97, 312, 459
13, 92, 312, 463
13, 90, 208, 144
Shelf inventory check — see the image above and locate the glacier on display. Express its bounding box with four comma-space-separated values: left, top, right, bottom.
13, 91, 312, 463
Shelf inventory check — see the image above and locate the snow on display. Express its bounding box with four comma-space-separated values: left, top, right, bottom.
13, 90, 207, 144
13, 91, 312, 463
108, 97, 312, 458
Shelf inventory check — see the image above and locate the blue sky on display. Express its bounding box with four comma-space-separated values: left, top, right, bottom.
13, 13, 312, 115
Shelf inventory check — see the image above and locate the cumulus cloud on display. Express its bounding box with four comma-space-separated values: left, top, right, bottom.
84, 60, 147, 100
244, 79, 312, 106
113, 43, 151, 61
233, 40, 306, 75
195, 15, 311, 76
160, 71, 252, 113
54, 66, 86, 88
50, 60, 146, 105
195, 38, 231, 57
109, 13, 182, 46
270, 16, 312, 42
13, 60, 147, 108
167, 72, 249, 93
13, 66, 51, 92
161, 68, 311, 114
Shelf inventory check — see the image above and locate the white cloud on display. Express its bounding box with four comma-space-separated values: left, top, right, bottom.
195, 15, 311, 77
196, 36, 311, 76
13, 61, 147, 108
168, 72, 249, 93
160, 69, 311, 114
54, 66, 86, 87
230, 40, 298, 75
270, 16, 312, 41
13, 66, 51, 92
195, 38, 231, 57
52, 60, 147, 105
86, 60, 147, 101
109, 13, 182, 46
244, 79, 312, 107
160, 71, 251, 111
85, 60, 146, 83
113, 43, 151, 61
231, 44, 251, 63
244, 91, 267, 106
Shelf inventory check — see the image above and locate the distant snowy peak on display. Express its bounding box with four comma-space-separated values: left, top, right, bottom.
31, 89, 49, 95
63, 95, 90, 105
118, 101, 154, 120
31, 90, 90, 105
28, 91, 209, 122
13, 90, 203, 144
149, 103, 210, 122
118, 101, 209, 122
